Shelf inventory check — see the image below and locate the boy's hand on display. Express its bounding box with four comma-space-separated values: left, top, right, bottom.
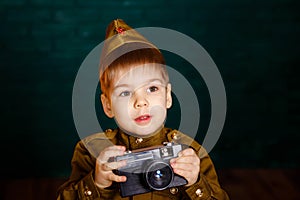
170, 148, 200, 186
94, 145, 127, 189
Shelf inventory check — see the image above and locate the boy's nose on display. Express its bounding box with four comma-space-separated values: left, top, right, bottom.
134, 94, 148, 108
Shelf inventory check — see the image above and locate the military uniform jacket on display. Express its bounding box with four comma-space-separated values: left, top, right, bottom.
57, 127, 229, 200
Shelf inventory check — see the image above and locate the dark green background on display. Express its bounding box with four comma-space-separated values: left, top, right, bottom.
0, 0, 299, 178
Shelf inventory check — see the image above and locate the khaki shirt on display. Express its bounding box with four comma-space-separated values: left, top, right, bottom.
57, 128, 229, 200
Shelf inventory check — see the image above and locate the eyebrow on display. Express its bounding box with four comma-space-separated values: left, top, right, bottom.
147, 79, 164, 85
113, 84, 130, 91
113, 79, 164, 91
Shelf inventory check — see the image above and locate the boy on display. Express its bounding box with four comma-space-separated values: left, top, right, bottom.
57, 19, 229, 200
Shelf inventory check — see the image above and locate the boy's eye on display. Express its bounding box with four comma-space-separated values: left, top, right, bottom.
119, 91, 131, 97
147, 86, 159, 93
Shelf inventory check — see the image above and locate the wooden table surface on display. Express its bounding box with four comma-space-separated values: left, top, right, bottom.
1, 169, 299, 200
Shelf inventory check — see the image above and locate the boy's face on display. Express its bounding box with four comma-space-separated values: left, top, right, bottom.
101, 64, 172, 137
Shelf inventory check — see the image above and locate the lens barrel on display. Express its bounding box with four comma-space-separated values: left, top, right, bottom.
145, 161, 174, 190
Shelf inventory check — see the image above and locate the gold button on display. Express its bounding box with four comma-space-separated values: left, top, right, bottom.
195, 188, 203, 197
84, 189, 92, 196
105, 129, 112, 133
169, 187, 178, 194
135, 138, 143, 143
171, 132, 178, 140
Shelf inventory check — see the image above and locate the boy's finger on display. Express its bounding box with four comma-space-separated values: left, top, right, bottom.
172, 168, 189, 180
108, 173, 127, 183
106, 145, 126, 151
178, 148, 195, 156
102, 160, 127, 171
171, 162, 198, 172
98, 147, 126, 162
101, 150, 124, 161
171, 155, 200, 165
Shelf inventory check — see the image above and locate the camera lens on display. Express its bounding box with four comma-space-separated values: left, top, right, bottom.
145, 161, 173, 190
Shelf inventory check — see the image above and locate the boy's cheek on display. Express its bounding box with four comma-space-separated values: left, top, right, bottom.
112, 100, 129, 111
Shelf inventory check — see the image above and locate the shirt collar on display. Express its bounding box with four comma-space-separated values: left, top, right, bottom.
117, 127, 170, 150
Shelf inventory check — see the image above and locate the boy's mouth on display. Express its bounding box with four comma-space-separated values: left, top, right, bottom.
134, 114, 151, 124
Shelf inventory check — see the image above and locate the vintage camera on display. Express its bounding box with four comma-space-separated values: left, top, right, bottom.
112, 142, 188, 197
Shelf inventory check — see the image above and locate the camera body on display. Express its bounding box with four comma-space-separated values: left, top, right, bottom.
113, 142, 188, 197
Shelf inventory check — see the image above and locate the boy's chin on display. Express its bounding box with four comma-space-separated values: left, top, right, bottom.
122, 125, 164, 138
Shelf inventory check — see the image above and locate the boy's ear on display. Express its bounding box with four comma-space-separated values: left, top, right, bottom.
166, 83, 172, 109
101, 94, 114, 118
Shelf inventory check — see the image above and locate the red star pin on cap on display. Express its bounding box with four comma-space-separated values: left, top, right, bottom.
116, 27, 125, 34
